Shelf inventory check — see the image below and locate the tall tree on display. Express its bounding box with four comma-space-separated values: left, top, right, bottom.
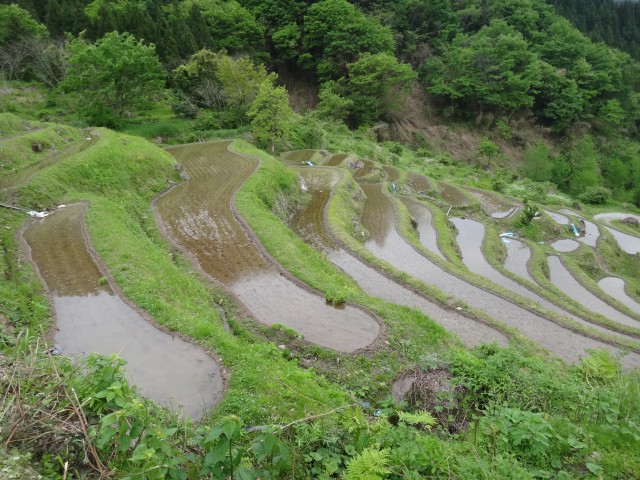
62, 32, 165, 125
247, 80, 293, 153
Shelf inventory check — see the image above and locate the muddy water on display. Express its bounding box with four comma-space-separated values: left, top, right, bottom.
438, 182, 473, 206
23, 204, 223, 418
452, 218, 624, 338
551, 239, 580, 252
408, 173, 432, 193
352, 159, 376, 179
578, 220, 599, 247
544, 210, 569, 225
598, 277, 640, 316
155, 142, 379, 352
503, 239, 535, 283
325, 153, 348, 166
382, 165, 400, 183
292, 169, 339, 251
360, 183, 640, 368
547, 256, 640, 329
289, 168, 505, 346
402, 199, 445, 259
463, 187, 520, 219
283, 150, 318, 163
603, 226, 640, 255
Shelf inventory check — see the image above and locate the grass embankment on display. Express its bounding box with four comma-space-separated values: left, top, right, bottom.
4, 128, 351, 424
230, 140, 452, 397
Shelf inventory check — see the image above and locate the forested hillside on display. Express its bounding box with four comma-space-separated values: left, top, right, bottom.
548, 0, 640, 60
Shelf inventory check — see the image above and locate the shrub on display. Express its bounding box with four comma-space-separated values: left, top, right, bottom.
578, 186, 611, 204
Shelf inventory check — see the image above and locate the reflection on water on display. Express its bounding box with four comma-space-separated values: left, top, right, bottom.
23, 204, 223, 418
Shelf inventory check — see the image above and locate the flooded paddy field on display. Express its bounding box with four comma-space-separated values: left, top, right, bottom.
402, 198, 445, 259
155, 142, 380, 353
463, 186, 520, 218
292, 168, 506, 347
598, 277, 640, 316
547, 256, 640, 329
437, 182, 473, 207
360, 183, 640, 369
503, 239, 535, 283
407, 173, 432, 193
22, 203, 223, 418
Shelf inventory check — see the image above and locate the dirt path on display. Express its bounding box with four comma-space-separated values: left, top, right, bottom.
21, 203, 223, 419
294, 168, 507, 347
155, 142, 380, 353
360, 183, 640, 369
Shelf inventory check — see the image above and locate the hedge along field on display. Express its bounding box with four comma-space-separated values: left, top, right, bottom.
8, 129, 351, 424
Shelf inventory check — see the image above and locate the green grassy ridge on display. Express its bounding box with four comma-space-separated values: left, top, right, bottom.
0, 112, 35, 137
7, 127, 350, 423
0, 119, 84, 176
481, 222, 640, 340
230, 140, 456, 395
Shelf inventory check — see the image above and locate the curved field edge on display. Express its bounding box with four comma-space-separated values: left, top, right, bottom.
230, 140, 455, 392
7, 130, 350, 424
390, 194, 640, 353
480, 222, 640, 340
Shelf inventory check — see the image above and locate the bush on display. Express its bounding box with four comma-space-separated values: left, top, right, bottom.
578, 186, 611, 204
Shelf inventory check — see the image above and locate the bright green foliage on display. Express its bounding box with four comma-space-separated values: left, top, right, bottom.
567, 135, 601, 195
0, 4, 47, 48
578, 185, 611, 204
303, 0, 394, 81
315, 81, 354, 123
186, 0, 264, 56
62, 32, 165, 126
344, 447, 391, 480
247, 81, 293, 153
522, 140, 553, 182
424, 20, 540, 113
342, 53, 416, 126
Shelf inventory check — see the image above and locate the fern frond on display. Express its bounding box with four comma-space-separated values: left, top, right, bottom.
344, 446, 390, 480
398, 410, 436, 429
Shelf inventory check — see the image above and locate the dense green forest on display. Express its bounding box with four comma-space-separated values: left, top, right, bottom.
2, 0, 640, 207
2, 2, 640, 477
547, 0, 640, 60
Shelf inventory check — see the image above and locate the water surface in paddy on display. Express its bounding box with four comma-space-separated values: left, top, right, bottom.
382, 165, 400, 183
544, 210, 569, 225
547, 256, 640, 329
360, 183, 640, 369
503, 239, 534, 283
325, 153, 348, 166
551, 239, 580, 252
598, 277, 640, 316
463, 187, 520, 219
293, 169, 506, 347
155, 142, 379, 352
451, 218, 625, 339
402, 199, 445, 259
437, 182, 473, 206
23, 204, 222, 418
603, 226, 640, 255
407, 173, 432, 193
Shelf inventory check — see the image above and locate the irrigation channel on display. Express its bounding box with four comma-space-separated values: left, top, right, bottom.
291, 167, 507, 347
21, 204, 223, 419
359, 182, 640, 369
154, 141, 380, 353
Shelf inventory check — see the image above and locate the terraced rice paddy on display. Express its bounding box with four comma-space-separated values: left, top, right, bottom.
155, 142, 380, 353
22, 204, 223, 418
598, 277, 640, 316
359, 183, 640, 368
